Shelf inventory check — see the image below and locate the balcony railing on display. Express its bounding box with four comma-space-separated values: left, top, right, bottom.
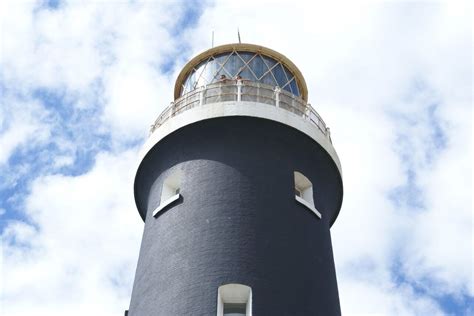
150, 80, 331, 142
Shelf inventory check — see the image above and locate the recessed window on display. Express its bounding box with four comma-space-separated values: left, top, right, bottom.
224, 303, 246, 315
295, 187, 302, 197
294, 171, 321, 219
161, 172, 181, 203
152, 171, 182, 218
217, 284, 252, 316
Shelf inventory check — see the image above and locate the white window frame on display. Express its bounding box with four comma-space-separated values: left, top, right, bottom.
152, 171, 182, 218
217, 283, 252, 316
294, 171, 321, 219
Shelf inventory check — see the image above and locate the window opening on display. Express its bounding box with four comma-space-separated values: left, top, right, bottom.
294, 171, 321, 219
217, 284, 252, 316
224, 303, 246, 316
152, 170, 182, 218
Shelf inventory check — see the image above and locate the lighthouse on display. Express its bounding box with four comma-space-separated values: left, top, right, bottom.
127, 43, 344, 315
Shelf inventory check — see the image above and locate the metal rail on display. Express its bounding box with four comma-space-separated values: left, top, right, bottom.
150, 80, 331, 142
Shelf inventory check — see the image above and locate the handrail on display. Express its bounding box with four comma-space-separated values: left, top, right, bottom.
150, 80, 331, 142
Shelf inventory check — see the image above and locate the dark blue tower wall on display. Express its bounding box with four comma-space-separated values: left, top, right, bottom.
129, 116, 343, 315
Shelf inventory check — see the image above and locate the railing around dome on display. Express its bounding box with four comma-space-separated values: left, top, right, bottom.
150, 80, 331, 142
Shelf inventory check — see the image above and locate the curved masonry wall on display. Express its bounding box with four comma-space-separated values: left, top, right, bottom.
129, 116, 343, 315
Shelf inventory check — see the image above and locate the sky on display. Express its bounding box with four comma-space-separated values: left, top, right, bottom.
0, 0, 472, 315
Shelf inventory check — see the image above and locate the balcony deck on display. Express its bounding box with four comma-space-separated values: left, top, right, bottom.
150, 80, 331, 143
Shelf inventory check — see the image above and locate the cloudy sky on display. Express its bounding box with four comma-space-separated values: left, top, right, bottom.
0, 0, 472, 315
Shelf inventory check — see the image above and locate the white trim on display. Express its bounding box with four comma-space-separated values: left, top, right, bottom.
152, 193, 181, 218
139, 101, 342, 177
217, 284, 252, 316
161, 171, 182, 203
294, 171, 314, 207
295, 195, 322, 219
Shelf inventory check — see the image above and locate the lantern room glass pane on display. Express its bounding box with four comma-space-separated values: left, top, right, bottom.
201, 59, 218, 84
214, 53, 230, 67
282, 64, 293, 82
183, 70, 194, 93
236, 51, 255, 62
272, 63, 287, 87
262, 55, 277, 70
261, 72, 276, 86
225, 54, 245, 78
195, 73, 208, 88
289, 78, 299, 96
248, 55, 266, 79
237, 67, 254, 81
215, 68, 230, 81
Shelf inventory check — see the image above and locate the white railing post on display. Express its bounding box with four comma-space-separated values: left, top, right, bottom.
237, 79, 242, 102
274, 86, 281, 107
199, 85, 205, 106
305, 103, 311, 121
168, 101, 174, 119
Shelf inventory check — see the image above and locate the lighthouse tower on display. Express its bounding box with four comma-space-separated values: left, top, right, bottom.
128, 43, 344, 315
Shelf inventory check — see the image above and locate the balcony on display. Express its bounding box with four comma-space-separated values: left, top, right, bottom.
150, 80, 331, 142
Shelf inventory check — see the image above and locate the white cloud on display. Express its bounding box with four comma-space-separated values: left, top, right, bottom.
402, 104, 473, 297
52, 155, 74, 169
339, 279, 443, 316
1, 0, 185, 144
102, 64, 171, 139
2, 150, 143, 316
0, 97, 51, 166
